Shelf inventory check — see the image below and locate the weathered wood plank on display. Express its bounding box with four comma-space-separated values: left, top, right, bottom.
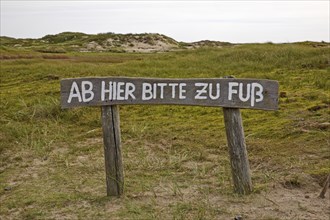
61, 77, 279, 110
223, 107, 252, 194
101, 105, 124, 196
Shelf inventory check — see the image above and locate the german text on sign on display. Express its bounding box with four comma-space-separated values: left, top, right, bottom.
61, 77, 278, 110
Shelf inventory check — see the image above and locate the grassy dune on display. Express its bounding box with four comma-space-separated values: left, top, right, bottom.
0, 43, 329, 219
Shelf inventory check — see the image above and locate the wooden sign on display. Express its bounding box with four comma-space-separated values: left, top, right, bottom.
60, 76, 279, 197
61, 77, 278, 110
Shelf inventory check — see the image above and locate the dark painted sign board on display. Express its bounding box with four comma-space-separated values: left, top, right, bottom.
61, 77, 278, 110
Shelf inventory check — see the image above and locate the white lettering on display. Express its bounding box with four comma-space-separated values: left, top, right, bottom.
251, 83, 263, 106
179, 83, 187, 99
125, 83, 136, 100
67, 81, 82, 103
101, 81, 112, 101
158, 83, 167, 99
228, 82, 264, 106
209, 83, 220, 100
116, 82, 125, 100
239, 83, 250, 102
112, 82, 117, 100
81, 81, 94, 102
195, 83, 208, 99
142, 83, 153, 100
228, 82, 239, 100
153, 83, 157, 99
169, 83, 178, 99
102, 81, 136, 101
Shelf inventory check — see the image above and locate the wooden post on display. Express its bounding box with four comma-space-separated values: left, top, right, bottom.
223, 107, 252, 194
319, 173, 330, 198
101, 105, 124, 196
61, 77, 278, 197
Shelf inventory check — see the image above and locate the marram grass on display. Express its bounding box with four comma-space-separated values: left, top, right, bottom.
0, 43, 329, 219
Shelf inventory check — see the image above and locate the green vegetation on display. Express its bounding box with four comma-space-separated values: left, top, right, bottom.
0, 40, 329, 219
0, 32, 182, 53
1, 32, 233, 54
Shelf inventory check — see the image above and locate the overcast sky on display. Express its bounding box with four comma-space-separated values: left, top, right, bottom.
0, 1, 329, 43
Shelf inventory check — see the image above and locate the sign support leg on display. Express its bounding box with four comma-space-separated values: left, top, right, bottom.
223, 107, 252, 194
101, 105, 124, 196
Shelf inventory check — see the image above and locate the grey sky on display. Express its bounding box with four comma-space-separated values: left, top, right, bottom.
1, 1, 329, 43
